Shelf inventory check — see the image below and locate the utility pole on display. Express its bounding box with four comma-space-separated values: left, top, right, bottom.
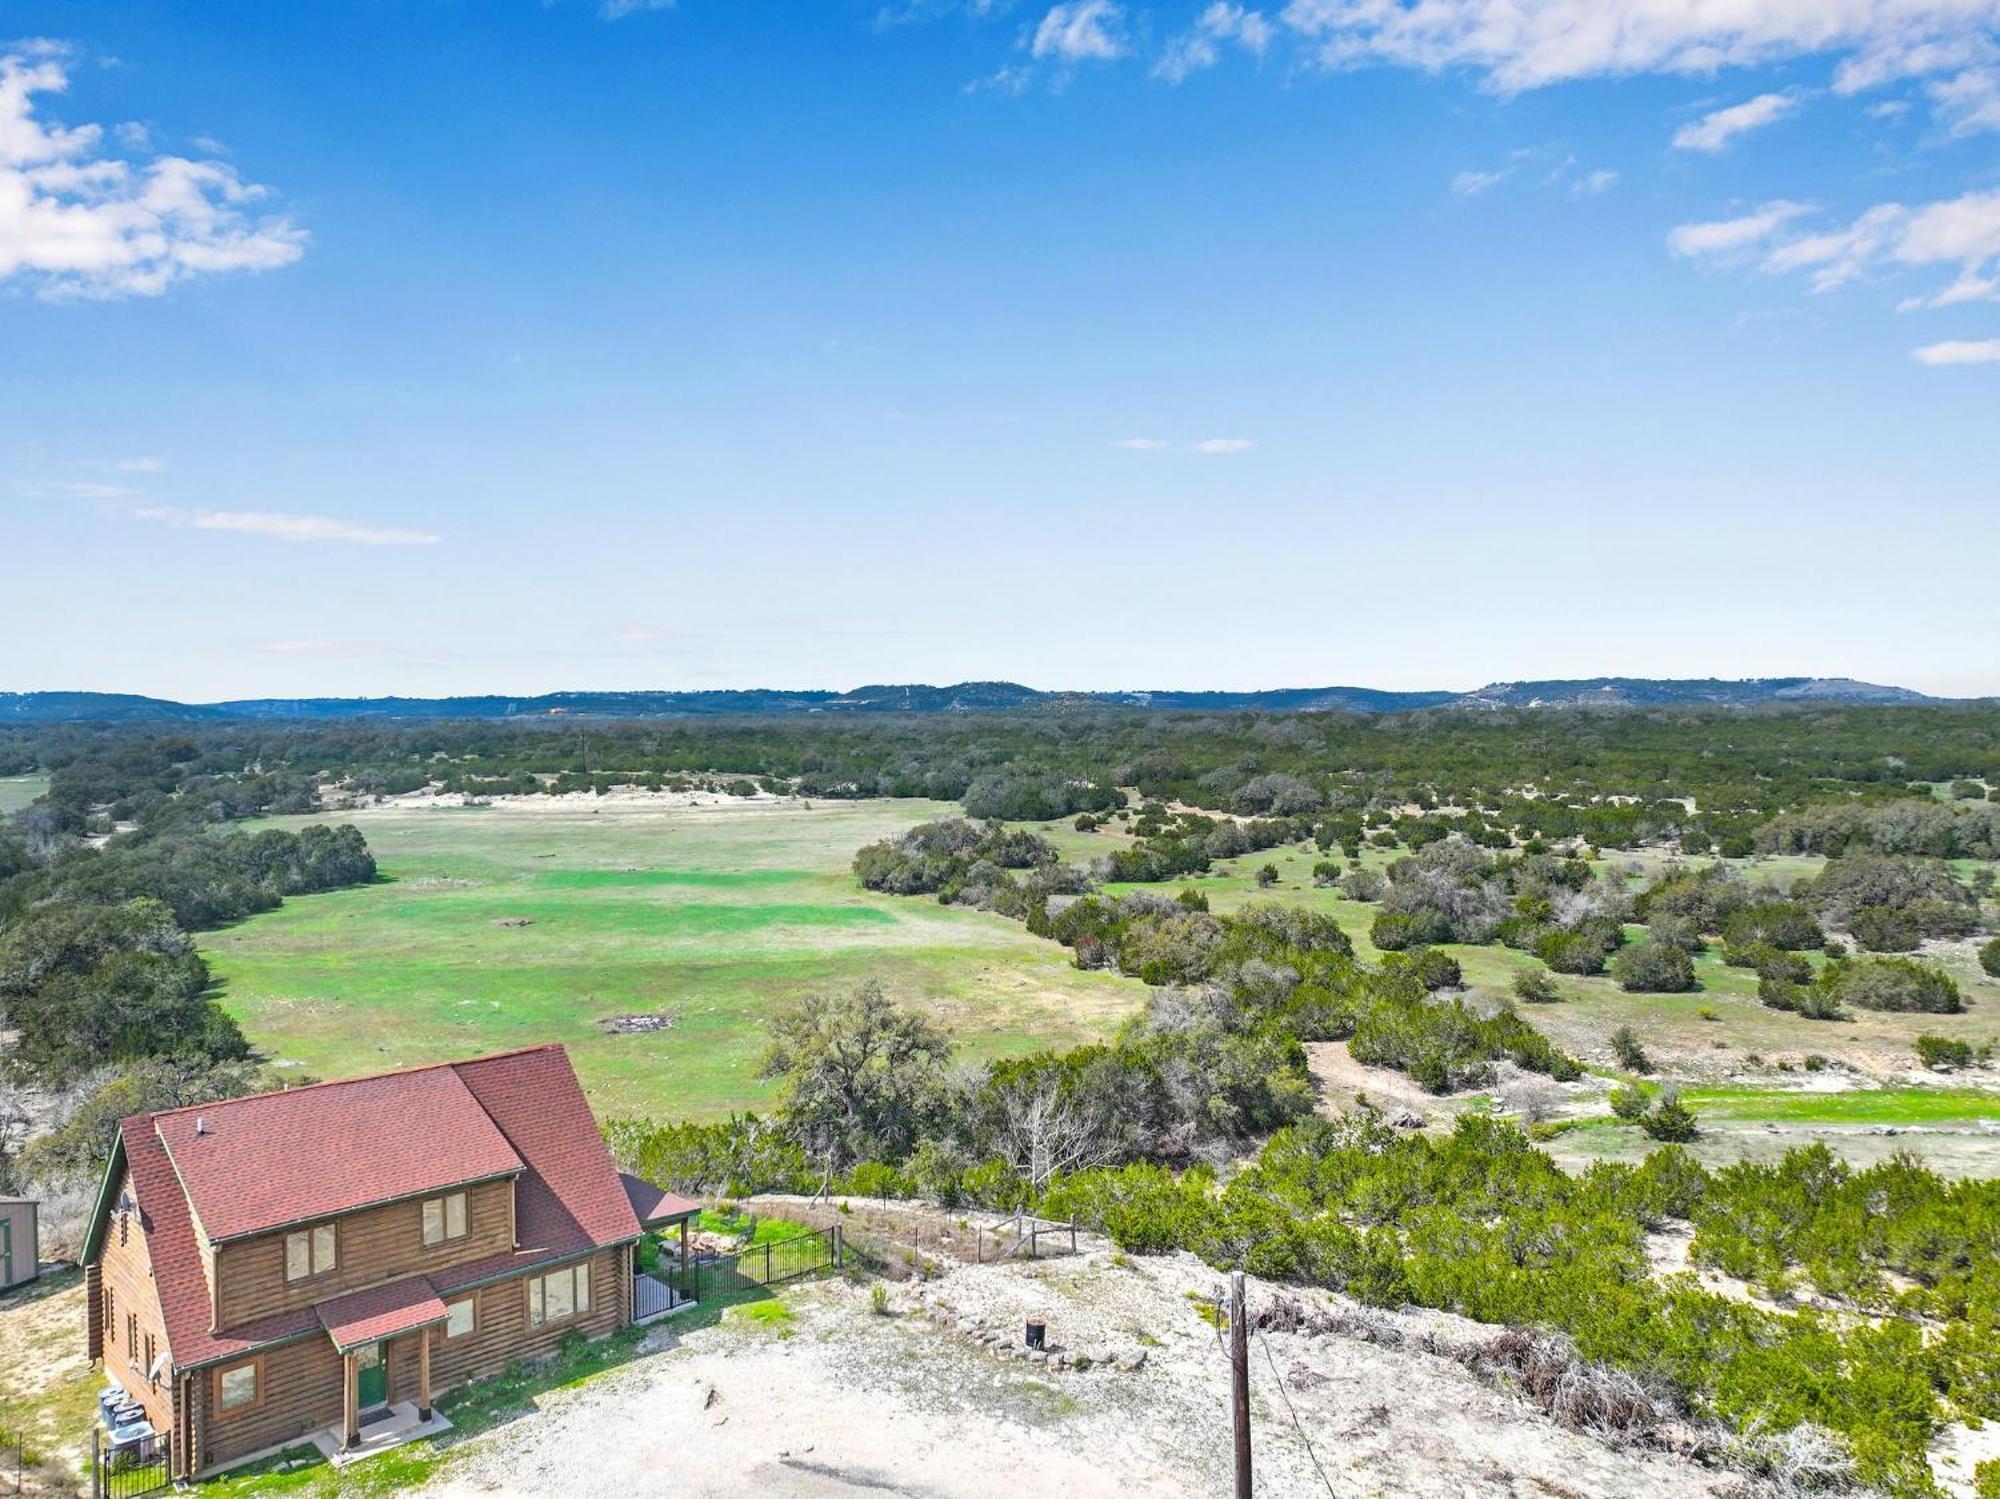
1230, 1270, 1252, 1499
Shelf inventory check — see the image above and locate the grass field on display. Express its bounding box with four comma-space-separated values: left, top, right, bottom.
0, 774, 47, 815
202, 797, 1143, 1119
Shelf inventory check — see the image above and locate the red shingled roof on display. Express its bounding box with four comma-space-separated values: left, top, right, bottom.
109, 1044, 644, 1372
455, 1048, 642, 1252
620, 1172, 700, 1226
155, 1067, 522, 1243
315, 1277, 448, 1354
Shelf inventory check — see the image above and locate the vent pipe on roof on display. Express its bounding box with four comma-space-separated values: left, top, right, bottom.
194, 1115, 208, 1136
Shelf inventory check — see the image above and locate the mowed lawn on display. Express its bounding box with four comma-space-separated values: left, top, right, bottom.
203, 797, 1142, 1119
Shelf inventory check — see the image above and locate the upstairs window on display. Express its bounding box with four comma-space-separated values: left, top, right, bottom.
284, 1222, 336, 1281
421, 1191, 468, 1248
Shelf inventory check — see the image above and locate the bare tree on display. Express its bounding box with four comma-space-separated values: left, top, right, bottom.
992, 1074, 1117, 1192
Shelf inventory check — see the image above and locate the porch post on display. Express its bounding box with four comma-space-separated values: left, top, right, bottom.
342, 1351, 359, 1450
417, 1328, 432, 1423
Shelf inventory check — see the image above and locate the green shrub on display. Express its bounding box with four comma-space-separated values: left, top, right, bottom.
1827, 957, 1962, 1014
1513, 969, 1560, 1003
1611, 1025, 1653, 1074
1609, 1083, 1651, 1121
1611, 943, 1696, 993
1914, 1034, 1973, 1070
1982, 936, 2000, 978
1641, 1093, 1699, 1142
1536, 928, 1610, 975
1849, 906, 1921, 952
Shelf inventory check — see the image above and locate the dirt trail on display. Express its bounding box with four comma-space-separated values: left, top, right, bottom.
1304, 1041, 1443, 1118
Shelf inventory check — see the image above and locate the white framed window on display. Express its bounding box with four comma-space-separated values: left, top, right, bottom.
445, 1298, 475, 1339
422, 1191, 469, 1247
526, 1263, 591, 1328
285, 1222, 336, 1281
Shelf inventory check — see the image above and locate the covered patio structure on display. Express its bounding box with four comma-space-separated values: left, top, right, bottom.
619, 1173, 701, 1322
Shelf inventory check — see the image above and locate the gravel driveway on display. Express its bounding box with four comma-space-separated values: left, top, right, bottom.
419, 1247, 1748, 1498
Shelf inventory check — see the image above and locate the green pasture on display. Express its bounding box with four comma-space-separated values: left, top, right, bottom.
203, 798, 1141, 1119
0, 775, 47, 815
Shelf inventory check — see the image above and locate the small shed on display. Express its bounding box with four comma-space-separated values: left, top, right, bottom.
0, 1199, 37, 1289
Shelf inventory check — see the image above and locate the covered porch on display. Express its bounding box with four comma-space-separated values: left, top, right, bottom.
315, 1276, 452, 1457
621, 1172, 701, 1323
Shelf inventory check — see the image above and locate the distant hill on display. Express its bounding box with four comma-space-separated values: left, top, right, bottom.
1444, 677, 1937, 711
0, 677, 1948, 724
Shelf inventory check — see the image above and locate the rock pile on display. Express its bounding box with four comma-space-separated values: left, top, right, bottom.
908, 1291, 1150, 1375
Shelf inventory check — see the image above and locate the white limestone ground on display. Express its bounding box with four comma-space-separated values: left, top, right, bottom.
420, 1246, 1757, 1499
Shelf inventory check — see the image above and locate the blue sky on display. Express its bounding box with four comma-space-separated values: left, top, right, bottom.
4, 0, 1997, 700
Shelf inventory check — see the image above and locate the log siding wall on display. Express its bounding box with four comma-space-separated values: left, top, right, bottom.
212, 1177, 515, 1330
95, 1165, 176, 1437
189, 1248, 624, 1476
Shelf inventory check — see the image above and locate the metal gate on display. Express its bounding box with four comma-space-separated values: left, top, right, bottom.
91, 1427, 171, 1499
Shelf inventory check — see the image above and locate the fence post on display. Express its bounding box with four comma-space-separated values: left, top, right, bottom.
764, 1242, 773, 1285
91, 1427, 100, 1499
1030, 1224, 1038, 1260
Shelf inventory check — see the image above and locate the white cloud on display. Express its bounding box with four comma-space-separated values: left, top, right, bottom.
1912, 337, 2000, 363
1032, 1, 1126, 63
115, 456, 165, 472
0, 42, 306, 299
256, 639, 387, 657
1277, 0, 2000, 102
965, 64, 1034, 95
1743, 188, 2000, 295
1573, 167, 1620, 195
600, 0, 675, 16
63, 480, 141, 500
1673, 92, 1801, 152
1190, 437, 1256, 453
135, 507, 441, 545
1156, 3, 1274, 83
1668, 200, 1812, 258
1451, 166, 1512, 196
1113, 436, 1171, 449
1928, 66, 2000, 131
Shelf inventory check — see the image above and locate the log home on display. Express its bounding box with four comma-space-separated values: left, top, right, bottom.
82, 1045, 695, 1479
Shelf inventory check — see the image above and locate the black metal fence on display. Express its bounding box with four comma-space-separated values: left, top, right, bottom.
91, 1427, 171, 1499
664, 1225, 841, 1304
632, 1269, 682, 1321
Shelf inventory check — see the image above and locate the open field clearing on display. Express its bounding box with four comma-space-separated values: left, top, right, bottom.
202, 797, 1143, 1118
0, 775, 47, 815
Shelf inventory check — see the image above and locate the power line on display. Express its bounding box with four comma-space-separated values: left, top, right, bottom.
1256, 1326, 1339, 1499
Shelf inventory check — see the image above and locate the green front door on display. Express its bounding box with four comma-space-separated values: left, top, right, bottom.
355, 1343, 388, 1411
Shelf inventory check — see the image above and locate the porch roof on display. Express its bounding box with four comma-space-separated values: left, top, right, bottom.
315, 1276, 449, 1354
619, 1172, 700, 1229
